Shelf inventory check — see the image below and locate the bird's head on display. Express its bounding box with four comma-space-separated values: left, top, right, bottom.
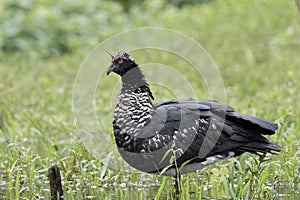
107, 51, 137, 76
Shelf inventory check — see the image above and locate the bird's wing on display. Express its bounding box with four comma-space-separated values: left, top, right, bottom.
150, 98, 280, 157
135, 98, 223, 153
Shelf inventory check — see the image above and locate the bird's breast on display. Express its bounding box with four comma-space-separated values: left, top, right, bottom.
114, 92, 153, 136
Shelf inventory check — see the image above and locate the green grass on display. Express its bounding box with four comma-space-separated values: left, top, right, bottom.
1, 0, 300, 199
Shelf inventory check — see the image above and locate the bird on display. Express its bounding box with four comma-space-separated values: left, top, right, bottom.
106, 51, 281, 194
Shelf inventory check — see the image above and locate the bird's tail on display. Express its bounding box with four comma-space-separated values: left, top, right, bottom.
225, 112, 281, 154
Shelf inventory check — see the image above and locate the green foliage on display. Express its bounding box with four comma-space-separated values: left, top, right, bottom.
1, 0, 213, 58
1, 0, 125, 58
1, 0, 300, 199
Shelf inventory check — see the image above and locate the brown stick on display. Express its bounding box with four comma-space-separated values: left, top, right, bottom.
48, 165, 64, 200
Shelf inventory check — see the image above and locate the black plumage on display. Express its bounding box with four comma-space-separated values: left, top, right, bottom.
107, 51, 281, 193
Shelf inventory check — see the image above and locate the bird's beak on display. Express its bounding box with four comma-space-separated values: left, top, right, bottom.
107, 64, 115, 75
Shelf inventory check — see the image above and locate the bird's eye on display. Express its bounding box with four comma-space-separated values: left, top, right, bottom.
118, 59, 124, 64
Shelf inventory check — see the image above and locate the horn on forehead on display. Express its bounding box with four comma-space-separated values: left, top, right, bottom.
104, 50, 113, 59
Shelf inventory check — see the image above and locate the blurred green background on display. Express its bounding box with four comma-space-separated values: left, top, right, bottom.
0, 0, 300, 199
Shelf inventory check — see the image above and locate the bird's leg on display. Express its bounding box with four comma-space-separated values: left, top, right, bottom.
174, 171, 181, 194
174, 177, 179, 195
